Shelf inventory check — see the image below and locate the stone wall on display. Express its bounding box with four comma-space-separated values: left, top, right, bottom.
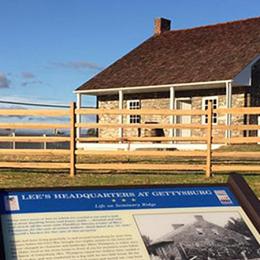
97, 87, 249, 139
98, 92, 170, 138
190, 87, 247, 138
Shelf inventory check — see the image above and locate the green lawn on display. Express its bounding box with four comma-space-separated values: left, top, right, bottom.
0, 169, 259, 197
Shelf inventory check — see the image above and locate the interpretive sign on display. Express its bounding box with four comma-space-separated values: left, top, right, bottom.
0, 174, 259, 259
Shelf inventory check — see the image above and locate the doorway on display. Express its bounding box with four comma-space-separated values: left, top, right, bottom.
176, 99, 192, 137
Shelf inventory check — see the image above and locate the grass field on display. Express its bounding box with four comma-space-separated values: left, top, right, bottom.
0, 144, 259, 197
0, 170, 259, 196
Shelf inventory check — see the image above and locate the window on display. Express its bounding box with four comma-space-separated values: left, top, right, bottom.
127, 100, 141, 123
202, 97, 218, 124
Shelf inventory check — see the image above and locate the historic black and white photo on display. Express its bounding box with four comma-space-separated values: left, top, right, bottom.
134, 212, 260, 260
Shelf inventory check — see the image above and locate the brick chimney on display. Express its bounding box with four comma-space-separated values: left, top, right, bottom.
154, 17, 171, 35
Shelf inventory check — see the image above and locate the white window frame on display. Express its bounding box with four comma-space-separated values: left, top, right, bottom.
127, 100, 141, 124
202, 96, 218, 125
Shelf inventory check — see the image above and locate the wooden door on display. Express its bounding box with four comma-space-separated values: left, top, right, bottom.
176, 99, 192, 137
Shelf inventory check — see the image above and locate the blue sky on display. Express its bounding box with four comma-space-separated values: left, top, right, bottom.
1, 0, 260, 107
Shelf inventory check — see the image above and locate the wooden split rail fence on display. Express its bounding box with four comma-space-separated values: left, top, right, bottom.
0, 102, 260, 177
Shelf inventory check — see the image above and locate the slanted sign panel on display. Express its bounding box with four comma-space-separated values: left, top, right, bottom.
0, 185, 259, 260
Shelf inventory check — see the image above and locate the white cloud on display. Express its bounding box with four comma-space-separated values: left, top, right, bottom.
0, 72, 10, 88
51, 60, 103, 71
21, 72, 35, 79
21, 80, 43, 87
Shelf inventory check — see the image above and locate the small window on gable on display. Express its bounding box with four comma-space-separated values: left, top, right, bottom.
202, 97, 218, 124
127, 100, 141, 124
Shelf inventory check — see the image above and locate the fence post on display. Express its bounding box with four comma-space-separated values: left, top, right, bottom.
206, 101, 213, 177
70, 102, 76, 177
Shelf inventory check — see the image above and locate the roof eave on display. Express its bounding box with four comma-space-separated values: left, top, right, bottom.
74, 79, 233, 95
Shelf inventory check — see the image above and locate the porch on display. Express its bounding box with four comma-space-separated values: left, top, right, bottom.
75, 80, 249, 150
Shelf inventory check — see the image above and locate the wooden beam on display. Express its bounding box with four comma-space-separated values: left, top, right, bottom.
214, 124, 260, 130
76, 93, 82, 139
0, 136, 70, 142
70, 102, 76, 177
225, 81, 232, 140
213, 165, 260, 172
169, 87, 175, 138
77, 136, 207, 142
215, 107, 260, 115
76, 150, 206, 157
76, 163, 205, 171
0, 162, 70, 169
212, 151, 260, 158
0, 109, 69, 116
76, 108, 207, 116
76, 123, 208, 129
119, 90, 124, 138
0, 149, 69, 155
226, 136, 260, 144
213, 136, 260, 144
206, 101, 213, 178
0, 123, 69, 129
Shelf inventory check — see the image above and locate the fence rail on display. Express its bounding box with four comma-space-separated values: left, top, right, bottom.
0, 109, 69, 116
76, 108, 207, 116
0, 102, 259, 177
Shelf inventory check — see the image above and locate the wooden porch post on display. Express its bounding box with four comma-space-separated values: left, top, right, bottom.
169, 87, 175, 140
70, 102, 76, 177
225, 81, 232, 142
119, 90, 124, 139
206, 101, 213, 178
76, 93, 82, 140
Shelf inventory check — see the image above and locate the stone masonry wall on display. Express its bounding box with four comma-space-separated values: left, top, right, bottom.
97, 87, 248, 139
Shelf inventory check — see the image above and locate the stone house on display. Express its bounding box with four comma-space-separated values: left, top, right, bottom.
75, 17, 260, 141
147, 215, 259, 260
